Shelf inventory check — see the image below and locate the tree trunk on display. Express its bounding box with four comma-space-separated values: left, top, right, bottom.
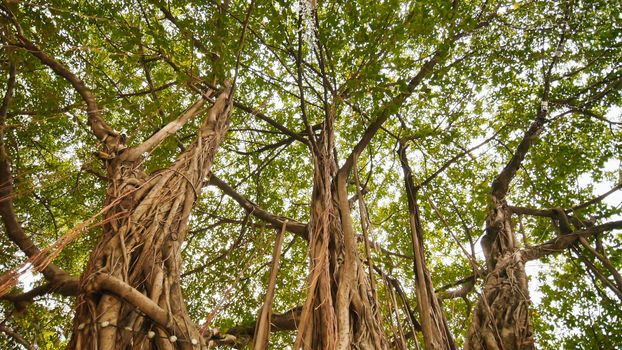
294, 112, 386, 350
465, 197, 535, 350
466, 111, 546, 350
68, 88, 232, 350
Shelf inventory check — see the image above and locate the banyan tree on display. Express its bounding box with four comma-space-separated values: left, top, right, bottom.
0, 0, 620, 349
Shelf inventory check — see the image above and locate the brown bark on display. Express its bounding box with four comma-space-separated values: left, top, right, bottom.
253, 221, 287, 350
465, 199, 534, 350
465, 115, 546, 350
294, 107, 386, 350
68, 86, 233, 350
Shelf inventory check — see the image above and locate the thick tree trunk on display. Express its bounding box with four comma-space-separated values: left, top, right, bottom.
294, 114, 386, 350
68, 88, 232, 350
465, 198, 534, 350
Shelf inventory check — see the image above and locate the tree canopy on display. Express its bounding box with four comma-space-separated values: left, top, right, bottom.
0, 0, 620, 349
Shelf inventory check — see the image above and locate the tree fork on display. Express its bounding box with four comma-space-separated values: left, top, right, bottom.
465, 113, 547, 350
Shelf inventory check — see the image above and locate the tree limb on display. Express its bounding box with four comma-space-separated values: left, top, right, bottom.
120, 96, 209, 161
3, 7, 118, 149
340, 16, 498, 177
94, 273, 169, 328
0, 58, 79, 298
208, 175, 308, 238
522, 220, 622, 261
0, 323, 34, 350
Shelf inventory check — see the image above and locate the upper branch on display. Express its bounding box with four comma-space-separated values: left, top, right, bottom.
208, 175, 308, 238
340, 15, 498, 177
120, 96, 209, 161
3, 7, 117, 149
0, 57, 78, 296
572, 183, 622, 211
490, 21, 569, 200
509, 183, 622, 219
339, 50, 443, 176
522, 220, 622, 261
418, 130, 500, 189
490, 104, 547, 200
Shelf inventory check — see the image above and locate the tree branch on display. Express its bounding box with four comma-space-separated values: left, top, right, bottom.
0, 323, 34, 350
94, 273, 169, 327
0, 58, 78, 298
490, 23, 569, 200
213, 306, 302, 348
418, 130, 500, 189
3, 7, 118, 149
572, 183, 622, 211
120, 96, 210, 161
207, 175, 308, 238
522, 220, 622, 261
490, 116, 545, 200
340, 50, 443, 176
339, 14, 500, 178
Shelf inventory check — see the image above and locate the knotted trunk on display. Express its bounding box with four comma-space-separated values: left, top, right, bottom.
465, 198, 534, 350
294, 114, 386, 350
68, 88, 232, 350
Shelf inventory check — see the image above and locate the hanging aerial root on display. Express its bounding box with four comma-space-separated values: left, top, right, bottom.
253, 220, 287, 350
0, 190, 139, 297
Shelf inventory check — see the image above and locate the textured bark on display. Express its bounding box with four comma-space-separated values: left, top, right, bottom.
294, 109, 386, 350
465, 199, 534, 350
465, 115, 545, 350
68, 87, 232, 350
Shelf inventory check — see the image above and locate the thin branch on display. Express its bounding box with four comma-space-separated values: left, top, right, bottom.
578, 237, 622, 292
438, 275, 477, 300
418, 130, 501, 189
340, 15, 498, 177
0, 323, 34, 350
1, 282, 54, 304
117, 81, 176, 98
340, 50, 443, 176
208, 175, 307, 237
572, 183, 622, 211
491, 21, 569, 200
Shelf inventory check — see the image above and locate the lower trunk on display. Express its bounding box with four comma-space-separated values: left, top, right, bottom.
294, 122, 386, 350
466, 198, 534, 350
68, 89, 232, 350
